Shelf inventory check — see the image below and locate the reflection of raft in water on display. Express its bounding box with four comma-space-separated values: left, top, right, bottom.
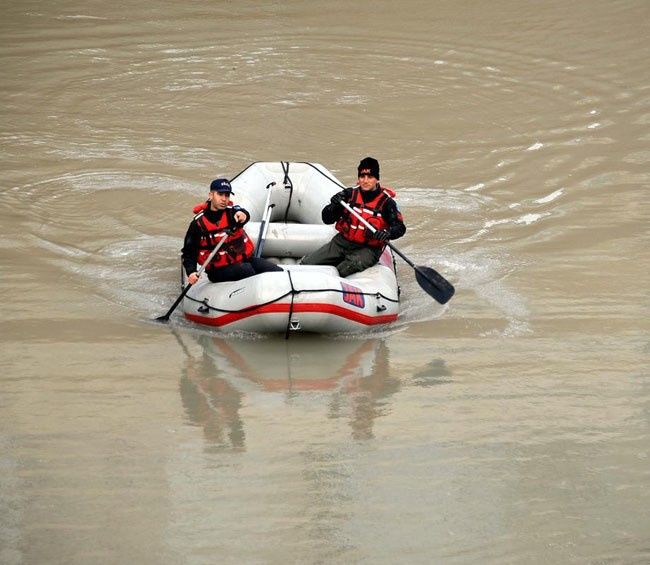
177, 333, 401, 444
182, 162, 400, 334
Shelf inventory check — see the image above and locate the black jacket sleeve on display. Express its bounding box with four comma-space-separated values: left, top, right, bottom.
321, 188, 353, 224
181, 220, 202, 277
232, 205, 251, 226
382, 198, 406, 240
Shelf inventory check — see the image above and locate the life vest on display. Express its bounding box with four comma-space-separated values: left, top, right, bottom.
194, 205, 254, 268
193, 201, 209, 214
335, 186, 398, 247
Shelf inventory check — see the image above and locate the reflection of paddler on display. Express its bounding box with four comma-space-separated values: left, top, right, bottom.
334, 340, 401, 440
180, 368, 245, 450
174, 331, 245, 450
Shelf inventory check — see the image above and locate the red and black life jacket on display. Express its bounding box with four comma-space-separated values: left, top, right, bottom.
194, 204, 254, 268
335, 186, 398, 247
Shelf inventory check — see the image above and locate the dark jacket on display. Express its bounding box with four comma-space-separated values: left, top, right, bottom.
181, 205, 250, 276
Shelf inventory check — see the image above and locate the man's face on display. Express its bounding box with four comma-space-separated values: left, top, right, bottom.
209, 191, 231, 210
358, 173, 377, 191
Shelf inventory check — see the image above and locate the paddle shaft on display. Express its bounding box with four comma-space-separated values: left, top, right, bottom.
256, 203, 275, 257
340, 200, 454, 304
254, 182, 275, 258
156, 231, 228, 322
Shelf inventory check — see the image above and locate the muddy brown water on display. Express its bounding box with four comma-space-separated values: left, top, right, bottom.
1, 2, 649, 563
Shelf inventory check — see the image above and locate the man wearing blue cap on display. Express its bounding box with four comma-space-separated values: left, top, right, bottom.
182, 178, 282, 284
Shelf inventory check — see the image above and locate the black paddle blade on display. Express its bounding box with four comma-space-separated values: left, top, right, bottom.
414, 266, 455, 304
153, 283, 192, 323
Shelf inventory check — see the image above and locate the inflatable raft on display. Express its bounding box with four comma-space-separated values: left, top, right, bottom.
181, 162, 401, 334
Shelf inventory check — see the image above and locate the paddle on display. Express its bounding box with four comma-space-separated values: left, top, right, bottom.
254, 182, 276, 258
340, 200, 455, 304
155, 231, 229, 323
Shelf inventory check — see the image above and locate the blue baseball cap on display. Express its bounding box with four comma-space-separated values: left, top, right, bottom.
209, 178, 234, 193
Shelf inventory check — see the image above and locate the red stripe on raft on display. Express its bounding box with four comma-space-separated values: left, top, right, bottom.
184, 302, 398, 328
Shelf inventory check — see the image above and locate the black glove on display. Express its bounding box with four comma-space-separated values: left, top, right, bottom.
373, 229, 390, 242
330, 192, 346, 207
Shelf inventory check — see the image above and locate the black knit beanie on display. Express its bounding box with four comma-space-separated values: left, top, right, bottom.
357, 157, 380, 179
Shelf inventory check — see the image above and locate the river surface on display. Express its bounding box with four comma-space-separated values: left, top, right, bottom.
1, 1, 649, 564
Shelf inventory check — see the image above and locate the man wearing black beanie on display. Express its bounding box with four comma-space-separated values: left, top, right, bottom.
300, 157, 406, 277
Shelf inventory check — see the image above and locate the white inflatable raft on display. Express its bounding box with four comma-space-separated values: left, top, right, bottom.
182, 162, 401, 334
